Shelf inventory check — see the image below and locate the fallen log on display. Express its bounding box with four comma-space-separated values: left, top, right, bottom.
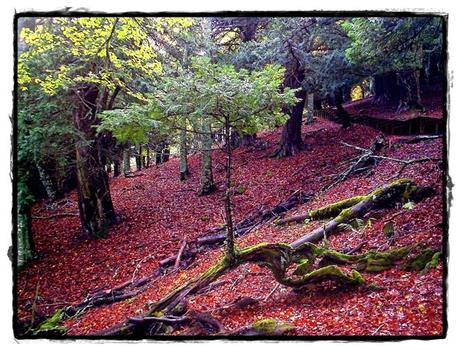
291, 179, 433, 248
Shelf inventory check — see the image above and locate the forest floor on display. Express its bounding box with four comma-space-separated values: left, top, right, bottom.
17, 115, 445, 337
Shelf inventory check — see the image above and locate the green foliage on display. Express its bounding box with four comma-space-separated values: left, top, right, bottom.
96, 105, 160, 145
342, 17, 443, 75
155, 57, 296, 137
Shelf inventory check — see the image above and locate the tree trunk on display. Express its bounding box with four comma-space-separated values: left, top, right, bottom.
146, 148, 150, 168
113, 145, 122, 178
35, 160, 57, 202
274, 66, 307, 157
396, 70, 424, 113
162, 146, 170, 163
71, 83, 116, 238
342, 85, 352, 104
179, 129, 190, 181
372, 72, 399, 104
135, 145, 142, 171
305, 93, 314, 124
123, 145, 131, 176
224, 118, 236, 265
199, 121, 216, 195
334, 87, 351, 128
17, 203, 36, 267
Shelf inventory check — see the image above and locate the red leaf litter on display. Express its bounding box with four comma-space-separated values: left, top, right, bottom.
17, 116, 445, 337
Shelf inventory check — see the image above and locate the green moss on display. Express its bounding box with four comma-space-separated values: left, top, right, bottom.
236, 185, 246, 194
35, 309, 66, 335
403, 248, 440, 271
354, 245, 414, 272
252, 318, 294, 335
289, 264, 365, 286
238, 242, 292, 258
293, 258, 312, 275
308, 196, 366, 220
200, 258, 228, 279
424, 252, 441, 271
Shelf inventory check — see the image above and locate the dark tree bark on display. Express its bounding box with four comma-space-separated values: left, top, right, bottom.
179, 129, 190, 181
342, 85, 352, 104
223, 118, 236, 265
274, 66, 307, 157
396, 70, 424, 113
146, 148, 150, 168
162, 146, 170, 163
135, 145, 142, 171
334, 87, 351, 128
71, 84, 116, 238
17, 203, 36, 267
112, 144, 122, 178
123, 144, 132, 175
372, 72, 399, 104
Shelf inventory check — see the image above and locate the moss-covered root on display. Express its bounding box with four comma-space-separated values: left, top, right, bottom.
403, 248, 441, 272
293, 242, 415, 273
233, 318, 295, 336
33, 309, 67, 336
282, 265, 365, 288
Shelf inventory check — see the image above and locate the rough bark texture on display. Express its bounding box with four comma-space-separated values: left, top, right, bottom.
223, 119, 236, 265
122, 145, 131, 176
35, 160, 57, 201
334, 87, 351, 128
396, 70, 424, 113
372, 72, 400, 105
199, 122, 216, 195
135, 145, 142, 171
179, 129, 190, 181
71, 83, 116, 238
305, 93, 314, 124
273, 58, 307, 157
17, 204, 36, 267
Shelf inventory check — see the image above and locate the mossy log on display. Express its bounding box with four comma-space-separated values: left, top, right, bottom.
290, 179, 433, 248
275, 195, 366, 225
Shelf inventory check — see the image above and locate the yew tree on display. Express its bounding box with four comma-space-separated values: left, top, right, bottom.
156, 58, 297, 264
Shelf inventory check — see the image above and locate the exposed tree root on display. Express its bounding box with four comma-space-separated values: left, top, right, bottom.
92, 239, 421, 337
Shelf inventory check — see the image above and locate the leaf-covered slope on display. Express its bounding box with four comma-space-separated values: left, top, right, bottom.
17, 118, 444, 336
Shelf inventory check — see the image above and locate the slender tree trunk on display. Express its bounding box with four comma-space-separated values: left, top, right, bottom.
199, 121, 216, 195
35, 160, 57, 201
135, 145, 142, 171
146, 148, 150, 168
113, 145, 122, 177
72, 83, 116, 238
396, 70, 424, 113
179, 129, 190, 181
335, 87, 351, 128
17, 203, 36, 267
123, 145, 131, 176
305, 93, 314, 124
224, 118, 236, 265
